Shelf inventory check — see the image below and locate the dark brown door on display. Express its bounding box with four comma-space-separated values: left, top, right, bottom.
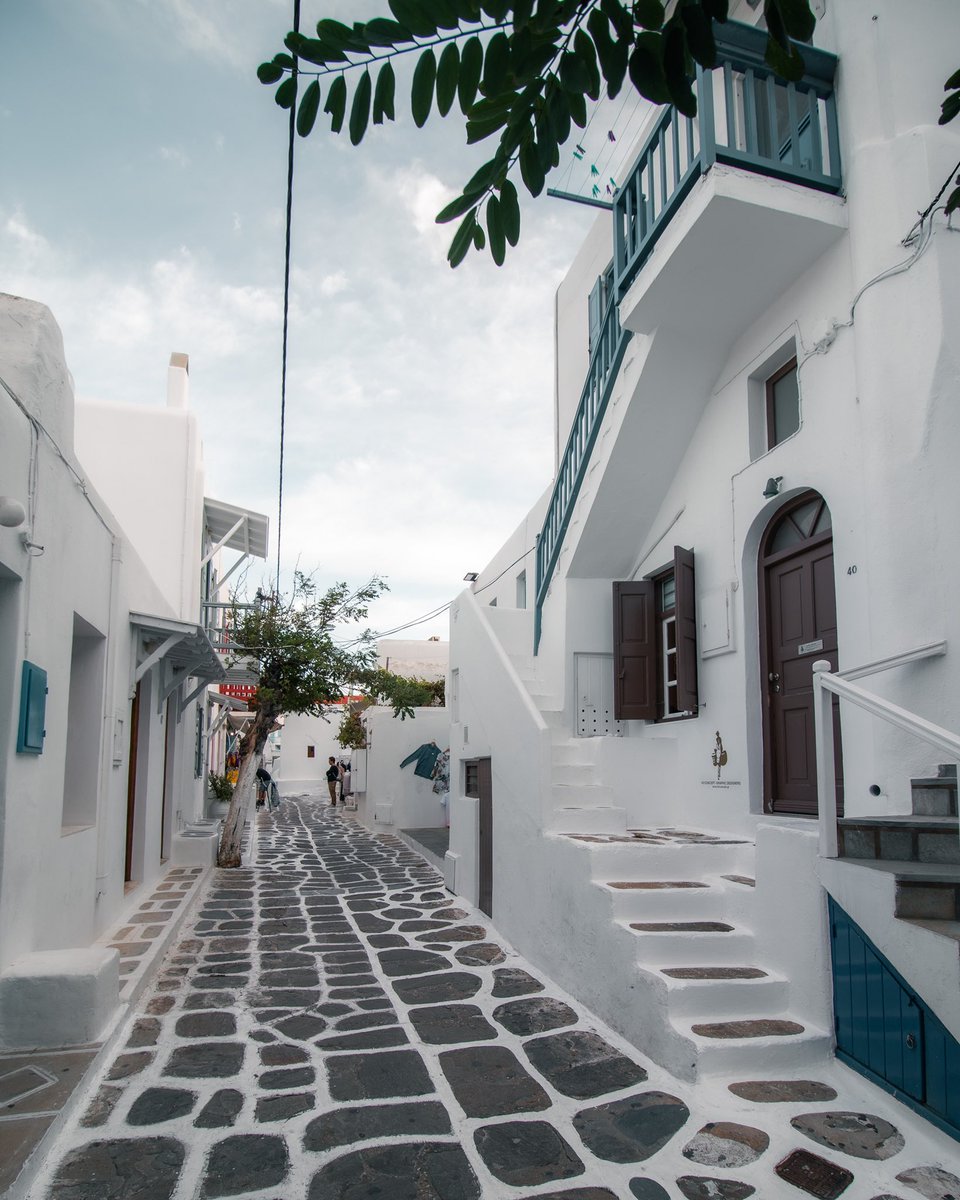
477, 759, 493, 918
125, 683, 141, 882
612, 581, 657, 720
761, 494, 842, 815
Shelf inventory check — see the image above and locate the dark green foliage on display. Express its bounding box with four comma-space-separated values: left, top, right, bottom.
939, 69, 960, 215
259, 1, 829, 265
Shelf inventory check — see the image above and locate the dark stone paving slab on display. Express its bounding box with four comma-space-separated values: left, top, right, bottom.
163, 1042, 244, 1079
254, 1092, 315, 1122
326, 1049, 435, 1101
573, 1092, 690, 1162
525, 1031, 648, 1099
377, 948, 452, 977
174, 1012, 236, 1039
80, 1085, 123, 1127
776, 1148, 854, 1198
895, 1166, 960, 1198
317, 1027, 410, 1051
791, 1111, 905, 1160
682, 1121, 769, 1167
307, 1142, 481, 1200
494, 997, 579, 1036
629, 1182, 671, 1199
729, 1080, 838, 1103
106, 1052, 153, 1081
127, 1087, 196, 1126
408, 1003, 498, 1044
304, 1100, 452, 1150
391, 970, 483, 1005
677, 1178, 756, 1199
493, 967, 545, 997
273, 1013, 327, 1039
258, 1065, 316, 1090
475, 1119, 585, 1186
456, 942, 507, 965
202, 1133, 289, 1197
439, 1045, 552, 1117
522, 1191, 620, 1200
49, 1136, 185, 1199
193, 1089, 244, 1129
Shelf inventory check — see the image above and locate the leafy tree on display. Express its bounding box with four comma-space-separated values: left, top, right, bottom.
336, 668, 446, 748
218, 572, 386, 867
258, 0, 821, 267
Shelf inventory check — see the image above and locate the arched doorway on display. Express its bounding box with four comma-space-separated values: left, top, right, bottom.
759, 491, 842, 815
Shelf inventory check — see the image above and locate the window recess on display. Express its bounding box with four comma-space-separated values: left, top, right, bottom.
613, 546, 699, 722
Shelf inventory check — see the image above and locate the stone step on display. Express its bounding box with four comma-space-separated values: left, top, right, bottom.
911, 769, 958, 817
655, 967, 790, 1019
621, 919, 756, 965
838, 815, 960, 865
599, 880, 720, 922
895, 877, 960, 921
683, 1017, 833, 1076
549, 807, 627, 835
552, 783, 614, 807
558, 834, 755, 881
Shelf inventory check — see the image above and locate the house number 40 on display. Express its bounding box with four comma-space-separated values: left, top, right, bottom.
847, 565, 858, 575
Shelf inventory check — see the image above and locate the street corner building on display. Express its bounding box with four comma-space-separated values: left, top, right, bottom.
0, 295, 267, 1108
446, 0, 960, 1143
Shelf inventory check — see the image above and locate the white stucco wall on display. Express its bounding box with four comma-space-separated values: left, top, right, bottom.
274, 711, 345, 792
377, 638, 448, 680
354, 706, 450, 832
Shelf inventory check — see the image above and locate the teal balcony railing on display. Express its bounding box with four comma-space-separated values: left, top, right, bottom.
534, 287, 632, 652
614, 21, 840, 297
533, 23, 840, 654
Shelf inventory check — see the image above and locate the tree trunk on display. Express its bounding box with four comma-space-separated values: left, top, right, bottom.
217, 706, 274, 868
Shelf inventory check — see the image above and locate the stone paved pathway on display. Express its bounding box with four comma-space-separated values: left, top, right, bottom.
27, 797, 960, 1199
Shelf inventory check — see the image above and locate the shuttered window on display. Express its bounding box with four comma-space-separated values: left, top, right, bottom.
613, 546, 699, 721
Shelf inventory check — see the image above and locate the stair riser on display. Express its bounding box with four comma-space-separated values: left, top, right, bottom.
577, 842, 755, 879
600, 885, 721, 922
624, 927, 756, 965
551, 765, 601, 786
664, 976, 790, 1018
911, 782, 958, 818
551, 808, 627, 835
895, 883, 960, 921
839, 827, 960, 865
691, 1030, 832, 1077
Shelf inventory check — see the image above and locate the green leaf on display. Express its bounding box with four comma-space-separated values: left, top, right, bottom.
275, 76, 297, 109
364, 17, 415, 46
486, 195, 506, 265
324, 75, 347, 132
945, 67, 960, 91
436, 190, 484, 224
634, 0, 665, 30
297, 79, 321, 136
483, 31, 511, 95
472, 223, 486, 249
459, 36, 484, 112
600, 0, 633, 41
317, 18, 355, 52
574, 29, 601, 99
702, 0, 729, 20
568, 89, 587, 128
448, 207, 479, 267
681, 4, 717, 67
258, 61, 285, 85
628, 34, 671, 105
464, 156, 504, 196
519, 135, 545, 196
512, 0, 535, 30
482, 0, 512, 20
548, 86, 571, 144
373, 60, 396, 123
764, 29, 804, 82
663, 21, 697, 116
467, 113, 511, 143
388, 0, 438, 37
587, 9, 627, 99
436, 41, 460, 116
289, 33, 344, 64
939, 90, 960, 126
499, 178, 521, 245
411, 48, 437, 127
769, 0, 816, 42
349, 70, 372, 144
945, 181, 960, 216
431, 0, 463, 30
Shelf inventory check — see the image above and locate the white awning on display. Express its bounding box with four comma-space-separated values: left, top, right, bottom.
203, 497, 269, 563
130, 613, 225, 712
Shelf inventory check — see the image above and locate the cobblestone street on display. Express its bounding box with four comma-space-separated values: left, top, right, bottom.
27, 797, 960, 1200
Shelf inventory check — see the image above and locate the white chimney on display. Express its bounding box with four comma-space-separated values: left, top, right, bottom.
167, 352, 190, 409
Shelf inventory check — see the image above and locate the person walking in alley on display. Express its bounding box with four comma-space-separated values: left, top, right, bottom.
326, 756, 342, 806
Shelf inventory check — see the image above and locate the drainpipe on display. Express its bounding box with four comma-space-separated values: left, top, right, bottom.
95, 533, 124, 903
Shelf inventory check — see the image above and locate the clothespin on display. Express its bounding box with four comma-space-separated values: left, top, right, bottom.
573, 149, 583, 160
590, 164, 599, 176
609, 177, 617, 188
575, 143, 586, 155
607, 130, 616, 142
592, 183, 601, 197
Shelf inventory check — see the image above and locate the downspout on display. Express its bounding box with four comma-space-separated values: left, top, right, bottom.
95, 533, 124, 903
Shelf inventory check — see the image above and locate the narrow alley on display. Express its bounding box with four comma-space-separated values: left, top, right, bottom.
23, 796, 957, 1200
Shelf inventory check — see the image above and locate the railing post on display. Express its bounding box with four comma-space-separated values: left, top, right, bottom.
812, 659, 839, 858
697, 64, 717, 169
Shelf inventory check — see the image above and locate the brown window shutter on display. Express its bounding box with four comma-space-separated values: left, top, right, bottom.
612, 581, 656, 720
674, 545, 699, 715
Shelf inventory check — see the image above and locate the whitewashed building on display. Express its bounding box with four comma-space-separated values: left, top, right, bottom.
0, 295, 266, 1051
447, 0, 960, 1140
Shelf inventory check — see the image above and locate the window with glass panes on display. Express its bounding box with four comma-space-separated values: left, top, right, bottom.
766, 357, 800, 448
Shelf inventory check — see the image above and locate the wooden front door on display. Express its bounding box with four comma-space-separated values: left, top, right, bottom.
125, 683, 141, 882
761, 493, 841, 815
476, 759, 493, 918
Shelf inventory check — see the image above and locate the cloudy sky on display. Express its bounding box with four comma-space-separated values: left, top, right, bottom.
0, 0, 629, 642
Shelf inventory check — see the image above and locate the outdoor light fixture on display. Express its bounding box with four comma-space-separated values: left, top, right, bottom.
763, 476, 783, 499
0, 496, 27, 528
463, 572, 479, 583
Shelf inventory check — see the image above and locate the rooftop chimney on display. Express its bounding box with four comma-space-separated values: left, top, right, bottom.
167, 352, 190, 409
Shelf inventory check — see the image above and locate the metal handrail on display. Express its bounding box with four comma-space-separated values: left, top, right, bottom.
533, 291, 632, 653
812, 642, 954, 857
613, 19, 840, 298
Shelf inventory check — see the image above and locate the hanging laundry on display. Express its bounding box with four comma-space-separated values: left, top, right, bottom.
431, 749, 450, 797
399, 742, 442, 780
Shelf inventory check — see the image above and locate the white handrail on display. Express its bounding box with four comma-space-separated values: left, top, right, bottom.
812, 645, 957, 858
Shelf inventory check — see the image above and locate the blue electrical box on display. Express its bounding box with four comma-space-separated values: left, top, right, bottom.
17, 660, 47, 754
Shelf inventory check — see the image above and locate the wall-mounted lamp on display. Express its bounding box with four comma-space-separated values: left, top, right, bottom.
0, 496, 27, 528
463, 572, 479, 583
762, 476, 783, 499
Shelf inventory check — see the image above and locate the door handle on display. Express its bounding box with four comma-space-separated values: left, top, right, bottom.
768, 672, 780, 682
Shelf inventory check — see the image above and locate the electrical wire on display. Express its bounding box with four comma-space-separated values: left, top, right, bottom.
474, 542, 535, 594
276, 0, 301, 594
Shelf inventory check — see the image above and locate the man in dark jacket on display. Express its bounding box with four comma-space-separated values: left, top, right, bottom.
326, 757, 341, 806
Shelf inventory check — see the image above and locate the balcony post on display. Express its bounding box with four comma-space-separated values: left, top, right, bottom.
812, 659, 839, 858
697, 64, 717, 170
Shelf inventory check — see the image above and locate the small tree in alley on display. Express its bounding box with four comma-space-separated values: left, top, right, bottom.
217, 572, 386, 867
